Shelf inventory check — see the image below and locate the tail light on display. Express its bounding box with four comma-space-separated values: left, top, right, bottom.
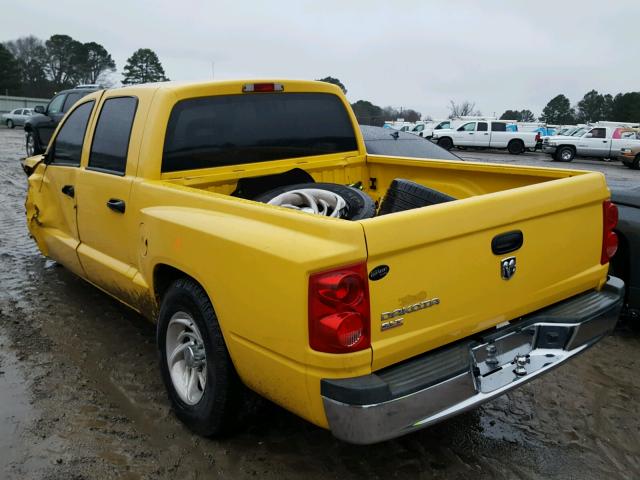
309, 263, 370, 353
601, 200, 619, 265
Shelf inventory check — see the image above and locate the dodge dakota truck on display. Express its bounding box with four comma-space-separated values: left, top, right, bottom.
22, 79, 623, 444
431, 120, 539, 154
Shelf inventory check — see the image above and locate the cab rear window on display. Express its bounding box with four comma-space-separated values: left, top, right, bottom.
162, 93, 357, 172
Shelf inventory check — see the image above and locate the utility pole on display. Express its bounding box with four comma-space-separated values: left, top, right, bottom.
211, 61, 215, 80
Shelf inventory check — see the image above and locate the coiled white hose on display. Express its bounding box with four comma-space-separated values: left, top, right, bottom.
267, 188, 348, 218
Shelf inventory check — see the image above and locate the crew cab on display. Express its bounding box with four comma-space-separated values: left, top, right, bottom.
22, 79, 623, 444
431, 120, 538, 154
543, 126, 640, 162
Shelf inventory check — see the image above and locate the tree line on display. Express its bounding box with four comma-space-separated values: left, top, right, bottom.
492, 91, 640, 125
0, 34, 170, 98
317, 77, 422, 126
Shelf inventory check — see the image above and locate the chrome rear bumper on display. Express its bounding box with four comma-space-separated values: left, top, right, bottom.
322, 277, 624, 444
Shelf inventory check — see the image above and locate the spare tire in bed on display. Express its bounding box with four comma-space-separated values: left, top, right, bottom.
378, 179, 455, 215
254, 182, 376, 220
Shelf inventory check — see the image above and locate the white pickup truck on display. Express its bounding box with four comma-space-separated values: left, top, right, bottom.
542, 125, 640, 162
410, 120, 453, 138
431, 120, 538, 154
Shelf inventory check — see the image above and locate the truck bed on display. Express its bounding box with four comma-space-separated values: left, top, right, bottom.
162, 155, 610, 370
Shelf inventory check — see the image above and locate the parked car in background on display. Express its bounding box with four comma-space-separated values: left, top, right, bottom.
24, 85, 100, 156
610, 186, 640, 321
360, 125, 460, 160
620, 144, 640, 169
542, 126, 640, 162
417, 120, 452, 138
1, 108, 33, 128
431, 120, 539, 154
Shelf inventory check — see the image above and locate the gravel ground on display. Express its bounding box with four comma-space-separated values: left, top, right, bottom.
1, 126, 639, 479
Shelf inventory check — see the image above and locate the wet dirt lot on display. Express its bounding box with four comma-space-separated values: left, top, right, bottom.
1, 126, 639, 479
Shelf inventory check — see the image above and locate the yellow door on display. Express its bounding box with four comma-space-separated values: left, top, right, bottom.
32, 100, 97, 277
75, 96, 146, 309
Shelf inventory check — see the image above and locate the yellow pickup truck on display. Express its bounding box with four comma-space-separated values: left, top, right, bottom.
22, 80, 623, 444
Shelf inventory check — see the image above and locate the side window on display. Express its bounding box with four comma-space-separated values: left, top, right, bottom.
88, 97, 138, 175
477, 122, 488, 131
491, 122, 507, 132
458, 122, 475, 132
50, 101, 95, 166
415, 124, 424, 132
590, 128, 606, 139
47, 94, 66, 115
63, 93, 85, 113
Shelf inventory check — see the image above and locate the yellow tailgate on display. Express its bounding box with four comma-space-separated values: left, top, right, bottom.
361, 173, 610, 370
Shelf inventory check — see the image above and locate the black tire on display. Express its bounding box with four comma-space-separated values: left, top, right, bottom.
629, 154, 640, 170
555, 146, 575, 162
254, 182, 376, 220
6, 120, 14, 129
157, 278, 241, 436
437, 137, 453, 150
378, 179, 456, 215
508, 139, 525, 155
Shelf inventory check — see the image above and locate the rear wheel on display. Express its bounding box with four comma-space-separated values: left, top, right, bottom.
507, 139, 525, 155
630, 154, 640, 170
555, 146, 575, 162
6, 119, 14, 129
437, 137, 453, 150
157, 278, 241, 436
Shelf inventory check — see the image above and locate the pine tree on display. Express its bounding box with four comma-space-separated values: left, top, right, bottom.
122, 48, 169, 85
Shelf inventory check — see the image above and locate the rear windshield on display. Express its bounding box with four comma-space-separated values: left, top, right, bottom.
162, 93, 357, 172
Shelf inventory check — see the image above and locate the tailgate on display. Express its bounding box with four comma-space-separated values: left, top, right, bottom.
361, 173, 610, 370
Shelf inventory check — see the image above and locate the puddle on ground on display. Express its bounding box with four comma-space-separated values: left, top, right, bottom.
0, 333, 34, 472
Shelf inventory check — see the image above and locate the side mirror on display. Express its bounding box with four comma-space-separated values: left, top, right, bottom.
34, 105, 45, 114
585, 133, 593, 138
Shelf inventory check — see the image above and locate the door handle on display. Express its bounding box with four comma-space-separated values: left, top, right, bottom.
602, 140, 608, 143
106, 198, 126, 214
484, 133, 489, 135
61, 185, 74, 198
492, 230, 524, 255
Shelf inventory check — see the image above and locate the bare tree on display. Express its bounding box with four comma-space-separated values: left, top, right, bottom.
448, 100, 481, 119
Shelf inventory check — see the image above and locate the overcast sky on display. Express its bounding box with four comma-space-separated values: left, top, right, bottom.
4, 0, 639, 119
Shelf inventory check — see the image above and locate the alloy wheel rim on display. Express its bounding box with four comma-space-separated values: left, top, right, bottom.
561, 150, 571, 161
166, 312, 207, 405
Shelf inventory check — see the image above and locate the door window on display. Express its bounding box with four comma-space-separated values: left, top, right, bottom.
63, 92, 85, 112
49, 101, 94, 166
477, 122, 488, 132
47, 94, 66, 115
88, 97, 138, 175
457, 122, 476, 132
589, 128, 606, 139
